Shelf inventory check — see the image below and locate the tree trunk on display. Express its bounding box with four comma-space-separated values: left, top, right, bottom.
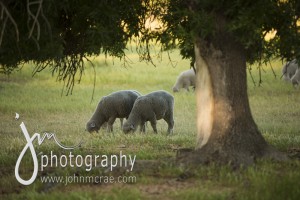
178, 16, 286, 166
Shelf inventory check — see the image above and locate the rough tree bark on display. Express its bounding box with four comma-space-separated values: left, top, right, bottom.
178, 16, 287, 166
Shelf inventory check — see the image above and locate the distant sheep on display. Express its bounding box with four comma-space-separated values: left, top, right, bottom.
172, 69, 196, 92
291, 68, 300, 87
86, 90, 141, 133
282, 59, 298, 82
122, 90, 174, 134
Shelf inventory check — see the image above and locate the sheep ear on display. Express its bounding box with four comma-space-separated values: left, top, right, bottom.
130, 124, 135, 130
91, 122, 96, 128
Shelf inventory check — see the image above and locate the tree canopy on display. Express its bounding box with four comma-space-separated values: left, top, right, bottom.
162, 0, 300, 62
0, 0, 299, 92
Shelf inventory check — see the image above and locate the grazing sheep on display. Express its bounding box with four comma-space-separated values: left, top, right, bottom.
122, 90, 174, 134
172, 69, 196, 92
86, 90, 141, 133
282, 59, 298, 82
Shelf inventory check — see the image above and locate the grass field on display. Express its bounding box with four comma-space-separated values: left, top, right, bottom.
0, 49, 300, 200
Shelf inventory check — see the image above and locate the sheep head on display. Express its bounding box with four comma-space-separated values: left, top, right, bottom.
86, 120, 100, 133
122, 122, 136, 134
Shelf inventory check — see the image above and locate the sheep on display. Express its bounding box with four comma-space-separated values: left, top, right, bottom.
291, 67, 300, 87
172, 69, 196, 92
122, 90, 174, 134
86, 90, 141, 133
282, 59, 298, 82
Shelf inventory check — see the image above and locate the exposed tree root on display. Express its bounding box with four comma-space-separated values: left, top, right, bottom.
176, 144, 288, 169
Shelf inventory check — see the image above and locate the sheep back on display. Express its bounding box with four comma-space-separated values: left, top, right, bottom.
100, 90, 141, 118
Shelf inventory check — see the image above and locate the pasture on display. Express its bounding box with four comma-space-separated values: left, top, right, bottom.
0, 49, 300, 199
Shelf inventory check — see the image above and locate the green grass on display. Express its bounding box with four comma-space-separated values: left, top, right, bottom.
0, 50, 300, 199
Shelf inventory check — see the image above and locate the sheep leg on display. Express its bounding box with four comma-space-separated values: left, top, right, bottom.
120, 118, 124, 129
182, 82, 189, 92
107, 117, 116, 132
140, 121, 146, 133
164, 115, 174, 134
102, 122, 108, 130
167, 120, 174, 134
150, 119, 158, 133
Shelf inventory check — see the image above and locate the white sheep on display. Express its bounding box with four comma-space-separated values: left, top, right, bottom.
122, 90, 174, 134
282, 59, 298, 82
86, 90, 141, 133
172, 69, 196, 92
291, 67, 300, 87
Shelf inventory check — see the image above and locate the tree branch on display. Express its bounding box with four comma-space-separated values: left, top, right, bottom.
27, 0, 52, 43
247, 65, 256, 86
0, 1, 19, 47
27, 0, 42, 40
